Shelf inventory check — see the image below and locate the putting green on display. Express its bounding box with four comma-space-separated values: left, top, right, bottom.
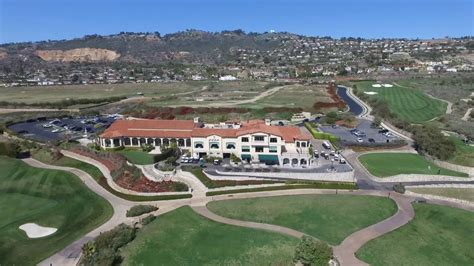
121, 206, 298, 265
207, 194, 397, 245
358, 153, 468, 177
357, 203, 474, 265
0, 156, 113, 265
354, 81, 447, 123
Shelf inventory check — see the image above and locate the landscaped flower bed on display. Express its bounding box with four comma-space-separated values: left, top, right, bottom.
68, 146, 187, 193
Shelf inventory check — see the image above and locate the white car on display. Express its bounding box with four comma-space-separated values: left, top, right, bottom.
357, 138, 363, 143
42, 123, 53, 128
51, 128, 61, 133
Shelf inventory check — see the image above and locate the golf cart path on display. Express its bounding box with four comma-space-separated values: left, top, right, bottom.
27, 156, 474, 266
192, 205, 305, 239
22, 158, 187, 266
333, 193, 415, 266
461, 108, 473, 121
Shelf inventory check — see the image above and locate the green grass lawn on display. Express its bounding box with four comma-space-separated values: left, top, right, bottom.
354, 81, 447, 123
409, 187, 474, 202
120, 206, 298, 265
207, 194, 397, 245
33, 149, 103, 180
357, 203, 474, 265
446, 135, 474, 167
118, 150, 155, 165
359, 153, 468, 177
0, 156, 113, 265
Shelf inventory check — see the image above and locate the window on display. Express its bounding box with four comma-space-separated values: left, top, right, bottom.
296, 142, 300, 148
242, 146, 250, 152
255, 146, 264, 153
226, 143, 236, 149
270, 137, 278, 143
254, 136, 265, 141
210, 142, 220, 149
194, 141, 204, 149
301, 142, 307, 148
269, 146, 278, 153
241, 137, 249, 142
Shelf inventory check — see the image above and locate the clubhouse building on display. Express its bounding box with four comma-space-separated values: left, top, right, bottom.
99, 118, 313, 166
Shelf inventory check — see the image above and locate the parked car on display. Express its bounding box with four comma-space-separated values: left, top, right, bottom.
368, 138, 375, 143
339, 158, 346, 164
379, 129, 389, 134
213, 159, 221, 165
322, 141, 331, 149
357, 138, 363, 143
42, 123, 53, 128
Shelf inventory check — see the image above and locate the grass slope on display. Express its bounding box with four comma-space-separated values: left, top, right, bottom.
207, 194, 397, 245
118, 150, 155, 165
359, 153, 468, 177
355, 81, 447, 123
0, 156, 113, 265
120, 206, 298, 265
447, 135, 474, 167
357, 203, 474, 265
409, 187, 474, 202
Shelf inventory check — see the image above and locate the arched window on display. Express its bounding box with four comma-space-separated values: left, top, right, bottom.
139, 138, 146, 145
292, 158, 299, 165
210, 143, 219, 149
178, 139, 185, 147
300, 158, 307, 165
301, 142, 307, 148
163, 139, 170, 146
154, 138, 161, 146
283, 158, 290, 165
147, 138, 154, 144
132, 138, 138, 146
124, 138, 131, 145
226, 143, 236, 149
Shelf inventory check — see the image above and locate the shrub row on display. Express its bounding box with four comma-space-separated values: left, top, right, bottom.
98, 176, 192, 201
206, 182, 358, 196
81, 223, 136, 266
126, 205, 159, 217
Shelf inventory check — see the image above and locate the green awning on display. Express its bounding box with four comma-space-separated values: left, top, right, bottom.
258, 154, 279, 163
241, 154, 251, 160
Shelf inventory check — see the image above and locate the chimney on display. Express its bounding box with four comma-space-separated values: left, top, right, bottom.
264, 118, 271, 126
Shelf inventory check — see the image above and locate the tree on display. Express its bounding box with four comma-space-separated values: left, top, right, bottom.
294, 236, 332, 266
372, 116, 382, 128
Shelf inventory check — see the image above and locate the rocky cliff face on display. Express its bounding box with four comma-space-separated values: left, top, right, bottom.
35, 48, 120, 62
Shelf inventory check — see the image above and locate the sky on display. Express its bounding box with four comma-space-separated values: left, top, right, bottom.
0, 0, 473, 43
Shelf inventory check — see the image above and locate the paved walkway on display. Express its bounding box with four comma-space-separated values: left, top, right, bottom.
192, 205, 305, 239
333, 193, 414, 265
23, 154, 474, 266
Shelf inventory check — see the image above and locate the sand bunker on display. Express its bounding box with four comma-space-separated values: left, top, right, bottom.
364, 91, 378, 95
19, 223, 57, 238
382, 84, 393, 87
372, 84, 382, 88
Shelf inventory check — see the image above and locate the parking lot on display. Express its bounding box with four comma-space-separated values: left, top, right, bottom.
319, 118, 401, 146
8, 115, 118, 142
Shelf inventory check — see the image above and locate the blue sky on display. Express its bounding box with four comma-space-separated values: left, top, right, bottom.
0, 0, 472, 43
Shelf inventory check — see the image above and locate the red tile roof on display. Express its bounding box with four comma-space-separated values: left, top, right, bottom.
100, 119, 311, 142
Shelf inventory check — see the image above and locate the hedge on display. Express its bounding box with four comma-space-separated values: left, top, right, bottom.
206, 182, 358, 196
126, 205, 159, 217
304, 122, 339, 147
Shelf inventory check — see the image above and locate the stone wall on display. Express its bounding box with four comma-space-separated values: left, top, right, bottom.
209, 169, 355, 182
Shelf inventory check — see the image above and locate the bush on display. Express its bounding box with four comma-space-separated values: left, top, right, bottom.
153, 147, 176, 163
0, 141, 20, 158
393, 183, 406, 194
412, 125, 455, 160
230, 153, 241, 164
80, 223, 136, 266
141, 144, 154, 152
140, 215, 156, 226
126, 205, 159, 217
294, 235, 332, 266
